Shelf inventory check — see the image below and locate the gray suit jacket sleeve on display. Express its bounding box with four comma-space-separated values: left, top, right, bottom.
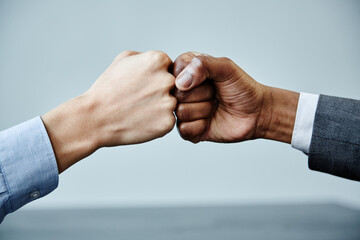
308, 95, 360, 181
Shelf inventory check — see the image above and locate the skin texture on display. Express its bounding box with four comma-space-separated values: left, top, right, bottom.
173, 52, 300, 144
42, 50, 177, 173
41, 50, 299, 173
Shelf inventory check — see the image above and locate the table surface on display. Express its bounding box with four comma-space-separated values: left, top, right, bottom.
1, 203, 360, 240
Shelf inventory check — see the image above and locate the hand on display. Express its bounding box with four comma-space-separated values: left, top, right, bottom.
86, 50, 176, 146
42, 50, 177, 172
173, 52, 299, 144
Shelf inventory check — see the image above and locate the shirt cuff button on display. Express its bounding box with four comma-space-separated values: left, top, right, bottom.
30, 190, 40, 200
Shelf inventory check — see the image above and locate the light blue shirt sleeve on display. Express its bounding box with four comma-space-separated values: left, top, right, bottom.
0, 117, 59, 223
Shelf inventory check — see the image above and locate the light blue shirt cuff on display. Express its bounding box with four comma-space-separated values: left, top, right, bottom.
0, 117, 59, 223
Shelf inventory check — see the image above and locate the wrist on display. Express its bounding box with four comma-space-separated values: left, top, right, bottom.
255, 85, 299, 144
41, 93, 100, 173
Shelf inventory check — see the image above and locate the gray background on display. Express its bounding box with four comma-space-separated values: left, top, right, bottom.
0, 0, 359, 211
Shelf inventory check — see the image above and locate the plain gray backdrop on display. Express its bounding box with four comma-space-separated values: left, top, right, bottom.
0, 0, 359, 210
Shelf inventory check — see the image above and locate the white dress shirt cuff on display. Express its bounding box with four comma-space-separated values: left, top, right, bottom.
291, 93, 320, 154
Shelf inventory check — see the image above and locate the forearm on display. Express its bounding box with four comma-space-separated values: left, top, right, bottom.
41, 94, 100, 173
40, 50, 176, 173
256, 86, 300, 144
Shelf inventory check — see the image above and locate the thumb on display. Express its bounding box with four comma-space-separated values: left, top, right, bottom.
175, 54, 232, 91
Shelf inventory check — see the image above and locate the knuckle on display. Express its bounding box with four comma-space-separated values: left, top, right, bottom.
190, 138, 200, 144
174, 52, 195, 76
218, 56, 234, 65
173, 89, 186, 101
169, 97, 177, 110
176, 104, 189, 121
165, 75, 175, 88
164, 96, 177, 111
178, 123, 192, 139
147, 50, 164, 58
159, 75, 175, 93
148, 50, 172, 65
121, 50, 134, 57
163, 114, 176, 132
146, 50, 158, 54
115, 50, 135, 61
192, 56, 206, 73
182, 52, 197, 60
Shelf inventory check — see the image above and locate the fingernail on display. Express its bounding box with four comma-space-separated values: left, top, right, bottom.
176, 70, 193, 89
